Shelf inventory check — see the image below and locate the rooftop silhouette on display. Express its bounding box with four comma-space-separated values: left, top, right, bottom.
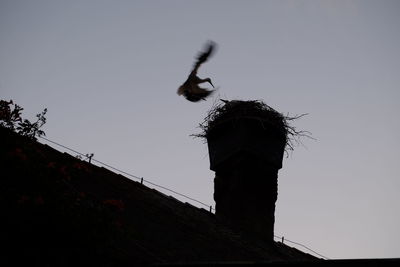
0, 126, 316, 266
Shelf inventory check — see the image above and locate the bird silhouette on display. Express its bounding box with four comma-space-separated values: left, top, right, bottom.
177, 41, 217, 102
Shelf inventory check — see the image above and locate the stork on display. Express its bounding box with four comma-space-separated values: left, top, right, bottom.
177, 41, 217, 102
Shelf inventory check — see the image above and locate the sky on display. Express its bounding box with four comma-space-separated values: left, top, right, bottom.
1, 0, 399, 260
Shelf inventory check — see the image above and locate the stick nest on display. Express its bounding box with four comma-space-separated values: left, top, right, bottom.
193, 99, 311, 153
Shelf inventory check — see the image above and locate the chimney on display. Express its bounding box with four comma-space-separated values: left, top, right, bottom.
203, 100, 287, 241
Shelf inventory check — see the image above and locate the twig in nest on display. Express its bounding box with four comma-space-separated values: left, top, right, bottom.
191, 99, 314, 155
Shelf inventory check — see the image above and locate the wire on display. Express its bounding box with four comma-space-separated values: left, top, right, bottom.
90, 157, 213, 209
38, 136, 214, 211
274, 234, 330, 260
40, 136, 87, 157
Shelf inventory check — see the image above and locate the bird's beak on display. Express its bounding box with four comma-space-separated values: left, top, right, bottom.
208, 80, 214, 88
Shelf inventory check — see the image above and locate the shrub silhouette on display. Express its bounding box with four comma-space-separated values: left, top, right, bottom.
0, 99, 47, 140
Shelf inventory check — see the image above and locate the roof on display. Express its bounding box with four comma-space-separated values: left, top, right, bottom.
0, 127, 317, 266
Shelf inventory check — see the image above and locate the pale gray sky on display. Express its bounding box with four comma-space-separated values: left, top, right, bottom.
1, 0, 399, 259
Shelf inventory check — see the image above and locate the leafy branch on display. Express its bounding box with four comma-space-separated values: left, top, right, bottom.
0, 99, 47, 140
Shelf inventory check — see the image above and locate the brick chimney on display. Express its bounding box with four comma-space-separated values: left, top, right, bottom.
204, 100, 286, 241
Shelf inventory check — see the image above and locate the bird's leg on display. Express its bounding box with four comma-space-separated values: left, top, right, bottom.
197, 77, 214, 88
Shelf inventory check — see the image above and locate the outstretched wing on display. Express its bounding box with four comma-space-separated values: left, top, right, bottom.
191, 40, 217, 75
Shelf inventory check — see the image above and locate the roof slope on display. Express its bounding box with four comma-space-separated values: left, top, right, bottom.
0, 127, 316, 266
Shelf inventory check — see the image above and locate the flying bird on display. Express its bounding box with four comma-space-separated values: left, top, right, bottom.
177, 41, 217, 102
